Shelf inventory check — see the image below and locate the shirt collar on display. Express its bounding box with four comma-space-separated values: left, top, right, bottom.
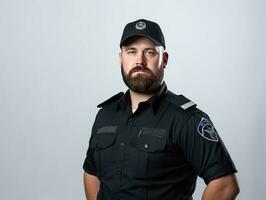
117, 89, 131, 110
117, 82, 168, 113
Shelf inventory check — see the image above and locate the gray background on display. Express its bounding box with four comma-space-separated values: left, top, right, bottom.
0, 0, 265, 199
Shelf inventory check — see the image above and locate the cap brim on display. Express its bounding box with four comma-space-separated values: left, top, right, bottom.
120, 33, 163, 48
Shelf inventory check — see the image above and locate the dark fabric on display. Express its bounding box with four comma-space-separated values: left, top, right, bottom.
120, 19, 166, 49
83, 83, 237, 200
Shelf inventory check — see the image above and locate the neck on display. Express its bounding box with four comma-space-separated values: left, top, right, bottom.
129, 90, 153, 110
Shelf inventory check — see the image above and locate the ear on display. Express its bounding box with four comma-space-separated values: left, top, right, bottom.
119, 51, 122, 65
163, 52, 169, 67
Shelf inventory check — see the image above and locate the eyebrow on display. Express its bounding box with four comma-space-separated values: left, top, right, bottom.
144, 48, 157, 51
124, 47, 157, 51
124, 47, 137, 51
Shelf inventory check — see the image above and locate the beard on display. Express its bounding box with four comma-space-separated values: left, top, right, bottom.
121, 65, 164, 94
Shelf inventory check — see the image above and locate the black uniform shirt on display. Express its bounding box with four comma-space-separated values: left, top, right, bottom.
83, 83, 237, 200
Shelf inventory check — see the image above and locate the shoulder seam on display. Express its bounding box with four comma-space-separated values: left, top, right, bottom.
166, 92, 197, 110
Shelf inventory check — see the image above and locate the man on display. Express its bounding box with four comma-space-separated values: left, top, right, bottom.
83, 19, 239, 200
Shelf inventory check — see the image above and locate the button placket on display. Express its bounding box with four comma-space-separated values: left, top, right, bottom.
128, 117, 133, 123
116, 167, 120, 174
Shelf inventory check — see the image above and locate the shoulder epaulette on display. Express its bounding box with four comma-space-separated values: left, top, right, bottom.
167, 91, 197, 110
97, 92, 124, 108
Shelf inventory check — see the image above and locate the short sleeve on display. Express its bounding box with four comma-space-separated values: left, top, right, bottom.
176, 112, 237, 184
83, 112, 101, 175
83, 136, 97, 175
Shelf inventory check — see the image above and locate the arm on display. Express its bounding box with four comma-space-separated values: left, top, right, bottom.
202, 174, 240, 200
83, 172, 100, 200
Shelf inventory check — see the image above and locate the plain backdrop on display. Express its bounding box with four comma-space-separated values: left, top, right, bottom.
0, 0, 265, 199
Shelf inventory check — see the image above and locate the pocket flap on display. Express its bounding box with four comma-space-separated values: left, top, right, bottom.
94, 126, 118, 149
96, 133, 117, 149
133, 128, 166, 152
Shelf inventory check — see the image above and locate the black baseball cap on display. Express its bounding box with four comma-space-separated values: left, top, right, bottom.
120, 19, 166, 49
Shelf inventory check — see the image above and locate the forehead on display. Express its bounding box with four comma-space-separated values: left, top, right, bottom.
121, 36, 156, 49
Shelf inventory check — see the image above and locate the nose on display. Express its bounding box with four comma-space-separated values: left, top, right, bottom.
136, 51, 146, 66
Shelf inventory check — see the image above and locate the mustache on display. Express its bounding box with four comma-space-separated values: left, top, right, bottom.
129, 65, 152, 76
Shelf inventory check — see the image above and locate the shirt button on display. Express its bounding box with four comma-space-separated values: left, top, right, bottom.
144, 144, 148, 149
120, 142, 125, 146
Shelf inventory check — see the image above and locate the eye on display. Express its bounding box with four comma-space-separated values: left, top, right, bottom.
126, 50, 137, 55
144, 49, 157, 56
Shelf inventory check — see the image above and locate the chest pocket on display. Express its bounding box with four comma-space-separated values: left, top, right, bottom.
95, 133, 116, 150
130, 128, 167, 178
133, 128, 166, 152
92, 126, 117, 178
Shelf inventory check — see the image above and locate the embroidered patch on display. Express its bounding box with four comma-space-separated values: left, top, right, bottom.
135, 21, 146, 30
197, 118, 219, 142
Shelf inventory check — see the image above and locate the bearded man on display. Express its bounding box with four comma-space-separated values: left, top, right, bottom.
83, 19, 239, 200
